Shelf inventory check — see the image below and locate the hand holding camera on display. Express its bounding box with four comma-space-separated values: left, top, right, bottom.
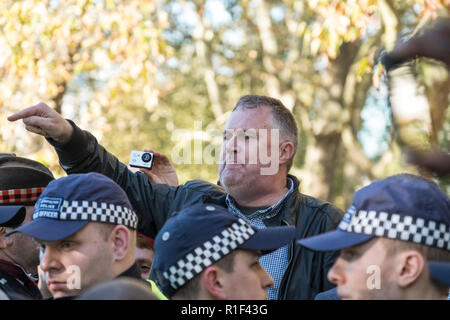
129, 149, 179, 186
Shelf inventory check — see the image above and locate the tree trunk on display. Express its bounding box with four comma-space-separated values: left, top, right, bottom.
301, 132, 342, 201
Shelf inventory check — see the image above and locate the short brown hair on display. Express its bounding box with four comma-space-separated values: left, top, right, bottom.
172, 251, 237, 299
95, 223, 137, 246
233, 95, 298, 172
137, 234, 154, 250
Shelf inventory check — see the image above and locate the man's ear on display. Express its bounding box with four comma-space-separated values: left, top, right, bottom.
279, 141, 295, 166
0, 227, 13, 249
395, 250, 426, 288
110, 225, 131, 262
201, 265, 227, 300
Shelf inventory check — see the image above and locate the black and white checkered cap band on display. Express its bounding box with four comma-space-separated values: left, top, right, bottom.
33, 200, 138, 230
339, 210, 450, 250
164, 218, 255, 290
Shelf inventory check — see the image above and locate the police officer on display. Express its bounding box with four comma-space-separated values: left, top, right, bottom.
0, 153, 54, 299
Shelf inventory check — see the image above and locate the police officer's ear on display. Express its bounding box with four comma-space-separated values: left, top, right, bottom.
201, 265, 227, 300
395, 250, 425, 288
110, 225, 132, 262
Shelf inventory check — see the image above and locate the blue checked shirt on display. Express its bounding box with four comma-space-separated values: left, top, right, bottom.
226, 178, 294, 300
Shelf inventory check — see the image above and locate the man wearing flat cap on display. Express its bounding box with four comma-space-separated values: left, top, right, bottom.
8, 172, 141, 299
298, 174, 450, 300
0, 153, 54, 300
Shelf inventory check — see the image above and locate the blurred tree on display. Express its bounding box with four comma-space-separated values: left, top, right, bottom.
0, 0, 167, 175
155, 0, 448, 207
2, 0, 448, 207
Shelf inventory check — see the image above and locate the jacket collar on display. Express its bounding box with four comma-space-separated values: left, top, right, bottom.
225, 177, 295, 220
0, 259, 37, 283
202, 175, 302, 226
0, 259, 42, 299
119, 263, 141, 280
263, 175, 301, 227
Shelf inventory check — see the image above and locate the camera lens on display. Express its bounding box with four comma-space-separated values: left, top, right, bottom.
141, 152, 152, 163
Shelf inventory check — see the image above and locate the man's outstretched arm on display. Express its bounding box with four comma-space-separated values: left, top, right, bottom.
8, 102, 74, 143
8, 102, 181, 236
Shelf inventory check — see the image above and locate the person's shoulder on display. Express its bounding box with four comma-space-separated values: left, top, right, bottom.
183, 179, 225, 196
0, 277, 11, 300
314, 287, 341, 300
0, 288, 9, 300
0, 274, 33, 300
287, 174, 343, 224
296, 192, 344, 225
298, 192, 343, 213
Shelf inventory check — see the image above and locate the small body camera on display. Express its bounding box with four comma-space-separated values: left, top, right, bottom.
129, 150, 154, 169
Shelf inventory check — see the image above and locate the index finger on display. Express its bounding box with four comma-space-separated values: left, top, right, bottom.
7, 104, 45, 122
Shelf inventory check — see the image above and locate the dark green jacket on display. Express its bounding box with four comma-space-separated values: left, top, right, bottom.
50, 121, 344, 299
